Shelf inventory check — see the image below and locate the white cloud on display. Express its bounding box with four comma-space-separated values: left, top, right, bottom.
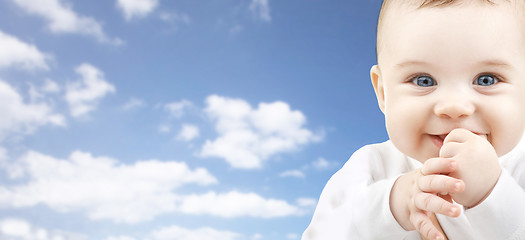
28, 84, 42, 103
251, 233, 263, 240
201, 95, 322, 169
0, 218, 87, 240
249, 0, 271, 22
164, 100, 193, 118
0, 219, 30, 239
296, 198, 317, 208
0, 150, 218, 223
117, 0, 158, 21
11, 0, 122, 45
149, 225, 241, 240
157, 11, 191, 33
0, 80, 65, 141
279, 170, 305, 179
107, 236, 137, 240
123, 97, 145, 111
28, 79, 61, 102
176, 124, 199, 142
65, 63, 116, 118
0, 147, 7, 162
159, 11, 190, 24
178, 191, 304, 218
286, 233, 299, 240
107, 225, 243, 240
0, 31, 51, 71
312, 157, 337, 170
158, 124, 171, 134
41, 79, 60, 93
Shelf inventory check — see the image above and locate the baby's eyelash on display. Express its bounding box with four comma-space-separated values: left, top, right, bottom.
476, 72, 504, 81
406, 73, 432, 82
473, 72, 505, 87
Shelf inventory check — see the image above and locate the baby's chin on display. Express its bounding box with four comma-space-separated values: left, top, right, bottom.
390, 140, 439, 163
403, 149, 440, 164
415, 155, 437, 164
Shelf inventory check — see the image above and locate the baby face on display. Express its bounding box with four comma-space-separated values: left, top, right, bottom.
371, 1, 525, 162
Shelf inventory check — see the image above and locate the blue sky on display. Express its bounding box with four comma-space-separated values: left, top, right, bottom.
0, 0, 387, 239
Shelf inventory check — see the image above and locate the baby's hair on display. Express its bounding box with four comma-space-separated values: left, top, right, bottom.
378, 0, 496, 32
419, 0, 494, 7
376, 0, 515, 63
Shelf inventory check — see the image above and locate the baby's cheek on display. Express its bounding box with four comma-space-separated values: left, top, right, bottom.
491, 127, 523, 157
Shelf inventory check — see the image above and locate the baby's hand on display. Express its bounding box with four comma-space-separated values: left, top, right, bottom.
440, 128, 501, 208
390, 158, 464, 240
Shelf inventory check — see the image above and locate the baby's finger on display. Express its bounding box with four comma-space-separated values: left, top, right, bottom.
418, 174, 464, 194
443, 128, 473, 144
410, 211, 445, 240
439, 141, 463, 159
421, 158, 457, 175
414, 192, 461, 218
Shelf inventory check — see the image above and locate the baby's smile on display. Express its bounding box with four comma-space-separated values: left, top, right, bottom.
429, 134, 447, 149
428, 130, 488, 149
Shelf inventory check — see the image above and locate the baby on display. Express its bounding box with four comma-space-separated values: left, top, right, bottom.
303, 0, 525, 239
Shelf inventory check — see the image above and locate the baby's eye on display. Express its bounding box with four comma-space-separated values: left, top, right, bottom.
474, 74, 498, 86
412, 75, 436, 87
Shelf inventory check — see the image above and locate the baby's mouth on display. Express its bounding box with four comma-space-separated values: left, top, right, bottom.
430, 134, 446, 148
437, 134, 447, 141
429, 132, 488, 148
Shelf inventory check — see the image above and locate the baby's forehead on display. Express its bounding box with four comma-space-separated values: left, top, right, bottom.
376, 0, 525, 63
378, 0, 524, 34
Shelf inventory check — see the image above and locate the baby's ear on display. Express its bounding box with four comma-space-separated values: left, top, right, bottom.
370, 65, 385, 113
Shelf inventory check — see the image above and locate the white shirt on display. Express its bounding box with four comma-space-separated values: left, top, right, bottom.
303, 138, 525, 240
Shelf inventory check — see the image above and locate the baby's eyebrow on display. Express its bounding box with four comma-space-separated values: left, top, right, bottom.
394, 59, 513, 70
477, 59, 513, 69
394, 60, 429, 69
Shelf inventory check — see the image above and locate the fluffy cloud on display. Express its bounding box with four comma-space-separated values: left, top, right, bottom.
41, 79, 61, 93
201, 95, 322, 169
158, 124, 171, 134
65, 63, 116, 118
286, 233, 299, 240
178, 191, 304, 218
0, 31, 51, 70
0, 80, 65, 141
11, 0, 122, 45
164, 100, 193, 118
123, 97, 146, 111
116, 0, 159, 21
296, 198, 317, 208
176, 124, 199, 142
149, 225, 241, 240
107, 236, 136, 240
312, 157, 337, 170
0, 147, 7, 162
251, 233, 264, 240
28, 79, 61, 103
159, 11, 191, 24
107, 225, 243, 240
0, 150, 218, 223
0, 150, 307, 223
249, 0, 271, 22
279, 170, 305, 179
0, 218, 87, 240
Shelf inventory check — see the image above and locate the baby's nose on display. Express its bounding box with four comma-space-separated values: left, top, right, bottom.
433, 96, 475, 119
